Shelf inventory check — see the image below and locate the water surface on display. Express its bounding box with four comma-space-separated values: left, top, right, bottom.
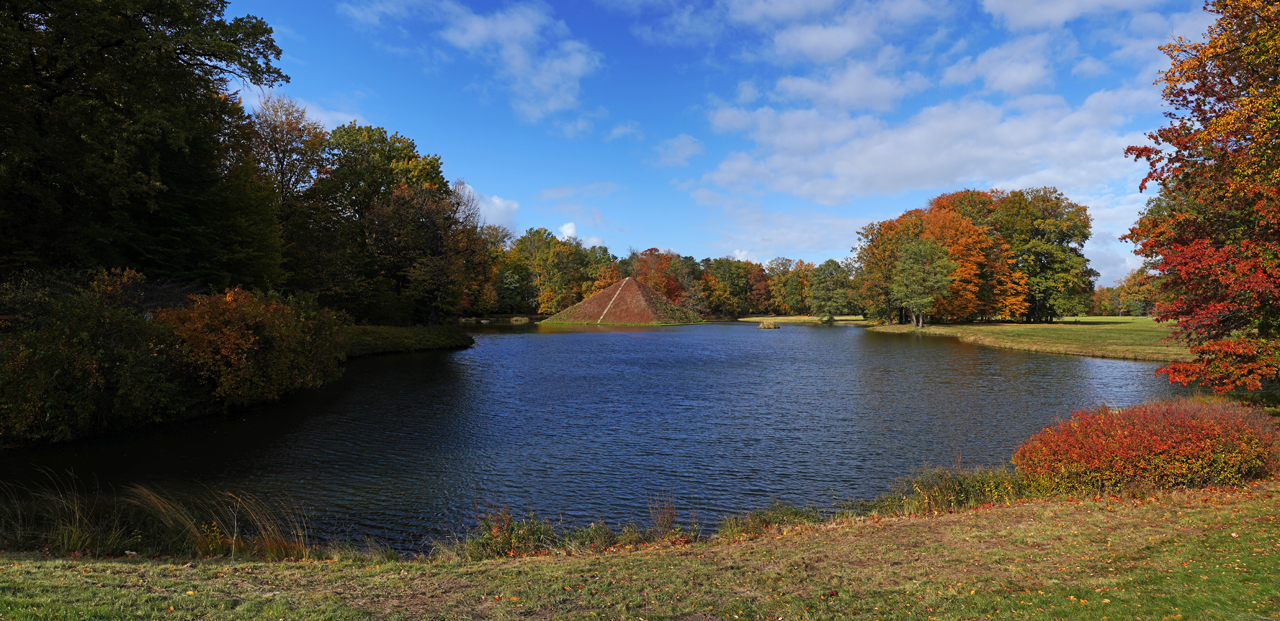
0, 323, 1189, 548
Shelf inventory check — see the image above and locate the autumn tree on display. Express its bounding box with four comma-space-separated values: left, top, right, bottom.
1124, 1, 1280, 393
252, 94, 328, 207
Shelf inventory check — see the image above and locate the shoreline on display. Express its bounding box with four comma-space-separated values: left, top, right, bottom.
867, 317, 1192, 363
4, 479, 1274, 619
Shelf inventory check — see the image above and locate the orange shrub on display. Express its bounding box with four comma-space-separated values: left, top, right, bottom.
156, 288, 345, 405
1012, 400, 1279, 492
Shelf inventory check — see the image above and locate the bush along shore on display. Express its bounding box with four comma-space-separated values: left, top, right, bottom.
0, 269, 473, 445
1, 399, 1277, 619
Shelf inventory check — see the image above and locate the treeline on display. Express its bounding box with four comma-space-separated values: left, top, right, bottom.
850, 188, 1097, 327
467, 235, 857, 320
1092, 268, 1164, 316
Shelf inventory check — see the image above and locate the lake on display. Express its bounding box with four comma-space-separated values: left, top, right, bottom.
0, 322, 1190, 550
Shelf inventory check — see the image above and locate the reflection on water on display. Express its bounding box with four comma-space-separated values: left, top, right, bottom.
0, 323, 1189, 548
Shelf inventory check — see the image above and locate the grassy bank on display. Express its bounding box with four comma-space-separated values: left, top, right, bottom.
338, 325, 474, 358
868, 316, 1191, 362
1, 480, 1276, 620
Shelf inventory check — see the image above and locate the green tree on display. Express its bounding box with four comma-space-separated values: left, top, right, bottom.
0, 0, 286, 272
890, 239, 956, 328
993, 188, 1097, 321
806, 259, 855, 322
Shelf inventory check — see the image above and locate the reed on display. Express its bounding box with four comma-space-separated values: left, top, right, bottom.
0, 476, 311, 560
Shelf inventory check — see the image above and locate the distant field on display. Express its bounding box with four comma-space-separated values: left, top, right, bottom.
870, 316, 1191, 362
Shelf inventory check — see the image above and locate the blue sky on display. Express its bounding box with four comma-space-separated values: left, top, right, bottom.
228, 0, 1213, 286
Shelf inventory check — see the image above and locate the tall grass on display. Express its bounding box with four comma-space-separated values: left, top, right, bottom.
0, 476, 311, 559
842, 467, 1028, 517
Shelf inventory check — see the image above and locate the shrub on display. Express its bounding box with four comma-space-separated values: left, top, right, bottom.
460, 507, 561, 560
0, 276, 189, 442
854, 467, 1026, 517
1012, 400, 1280, 493
155, 288, 346, 405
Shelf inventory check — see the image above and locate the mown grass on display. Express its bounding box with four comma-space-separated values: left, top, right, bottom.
337, 325, 474, 358
2, 480, 1276, 619
869, 316, 1191, 362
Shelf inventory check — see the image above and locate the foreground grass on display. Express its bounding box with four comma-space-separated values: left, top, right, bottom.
869, 316, 1191, 363
338, 325, 474, 358
3, 481, 1275, 620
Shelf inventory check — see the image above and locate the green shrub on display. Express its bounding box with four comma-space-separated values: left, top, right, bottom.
854, 467, 1026, 516
460, 507, 561, 560
0, 287, 189, 442
1013, 399, 1280, 493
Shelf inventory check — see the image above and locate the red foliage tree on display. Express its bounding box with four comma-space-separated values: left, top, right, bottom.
1124, 0, 1280, 393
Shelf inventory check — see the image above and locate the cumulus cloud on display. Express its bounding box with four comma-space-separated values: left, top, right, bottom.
653, 134, 705, 167
772, 17, 880, 63
775, 61, 928, 111
558, 221, 577, 239
338, 0, 602, 123
704, 85, 1159, 205
438, 2, 603, 121
462, 184, 521, 229
942, 35, 1053, 94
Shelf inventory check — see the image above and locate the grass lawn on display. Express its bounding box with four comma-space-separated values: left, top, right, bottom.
1, 481, 1275, 619
337, 325, 474, 358
869, 316, 1191, 363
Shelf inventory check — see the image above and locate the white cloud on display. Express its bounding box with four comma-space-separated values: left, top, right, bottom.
653, 134, 705, 167
465, 185, 521, 229
584, 235, 607, 248
606, 121, 644, 141
982, 0, 1167, 29
775, 61, 928, 111
704, 85, 1159, 205
732, 249, 754, 261
942, 35, 1053, 94
556, 116, 594, 138
540, 182, 621, 200
772, 18, 880, 63
558, 221, 577, 239
339, 0, 602, 123
736, 80, 761, 105
1072, 56, 1110, 77
438, 2, 603, 121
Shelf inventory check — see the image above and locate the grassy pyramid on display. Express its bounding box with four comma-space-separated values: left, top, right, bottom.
541, 277, 703, 325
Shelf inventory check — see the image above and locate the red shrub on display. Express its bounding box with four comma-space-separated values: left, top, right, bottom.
156, 288, 345, 405
1012, 400, 1279, 492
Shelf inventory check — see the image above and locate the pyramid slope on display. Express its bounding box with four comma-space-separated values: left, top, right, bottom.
541, 278, 703, 325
